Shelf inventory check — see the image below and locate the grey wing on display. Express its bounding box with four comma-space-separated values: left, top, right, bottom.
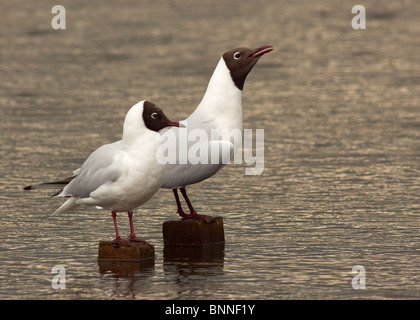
61, 141, 124, 198
161, 140, 234, 188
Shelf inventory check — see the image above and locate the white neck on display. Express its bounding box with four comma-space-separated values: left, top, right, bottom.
122, 101, 148, 144
187, 58, 243, 130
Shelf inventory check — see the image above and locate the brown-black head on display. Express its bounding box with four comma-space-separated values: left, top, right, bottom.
222, 45, 273, 90
142, 101, 183, 132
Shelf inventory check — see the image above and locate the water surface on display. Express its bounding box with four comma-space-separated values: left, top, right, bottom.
0, 0, 419, 299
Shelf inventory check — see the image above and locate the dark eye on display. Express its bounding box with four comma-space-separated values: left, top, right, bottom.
151, 112, 158, 119
233, 52, 241, 60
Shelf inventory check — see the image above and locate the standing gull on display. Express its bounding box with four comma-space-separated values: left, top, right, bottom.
24, 100, 182, 242
161, 45, 273, 222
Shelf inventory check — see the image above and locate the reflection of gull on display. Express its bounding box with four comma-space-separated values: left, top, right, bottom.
161, 45, 273, 223
24, 100, 181, 242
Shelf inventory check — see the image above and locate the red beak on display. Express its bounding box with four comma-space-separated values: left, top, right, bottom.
167, 121, 185, 128
250, 45, 274, 58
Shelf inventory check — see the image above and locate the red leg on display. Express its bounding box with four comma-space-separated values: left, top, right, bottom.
127, 211, 146, 242
173, 188, 193, 219
111, 211, 123, 242
180, 187, 214, 223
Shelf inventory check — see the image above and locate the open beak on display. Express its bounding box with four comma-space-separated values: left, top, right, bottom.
250, 45, 274, 58
166, 121, 185, 128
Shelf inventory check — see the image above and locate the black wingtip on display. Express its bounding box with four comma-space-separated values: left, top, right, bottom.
23, 185, 32, 190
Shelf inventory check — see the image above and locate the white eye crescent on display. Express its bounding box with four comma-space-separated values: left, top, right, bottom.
233, 52, 241, 60
151, 112, 158, 119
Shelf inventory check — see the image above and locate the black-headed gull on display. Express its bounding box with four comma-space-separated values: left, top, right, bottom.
160, 45, 273, 223
24, 100, 182, 242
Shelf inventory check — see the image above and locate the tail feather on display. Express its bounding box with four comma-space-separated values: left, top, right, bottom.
23, 176, 75, 191
51, 198, 78, 216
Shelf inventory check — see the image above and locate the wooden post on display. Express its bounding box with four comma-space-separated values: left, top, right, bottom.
162, 217, 225, 246
97, 240, 155, 261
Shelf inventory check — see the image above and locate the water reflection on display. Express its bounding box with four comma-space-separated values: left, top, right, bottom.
97, 258, 156, 299
2, 0, 420, 299
95, 245, 225, 299
163, 245, 224, 286
97, 258, 155, 277
163, 244, 225, 264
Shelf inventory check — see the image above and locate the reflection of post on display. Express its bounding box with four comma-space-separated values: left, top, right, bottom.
163, 244, 225, 279
164, 243, 225, 262
97, 258, 155, 276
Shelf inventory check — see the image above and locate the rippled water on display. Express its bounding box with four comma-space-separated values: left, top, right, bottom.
1, 0, 419, 299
